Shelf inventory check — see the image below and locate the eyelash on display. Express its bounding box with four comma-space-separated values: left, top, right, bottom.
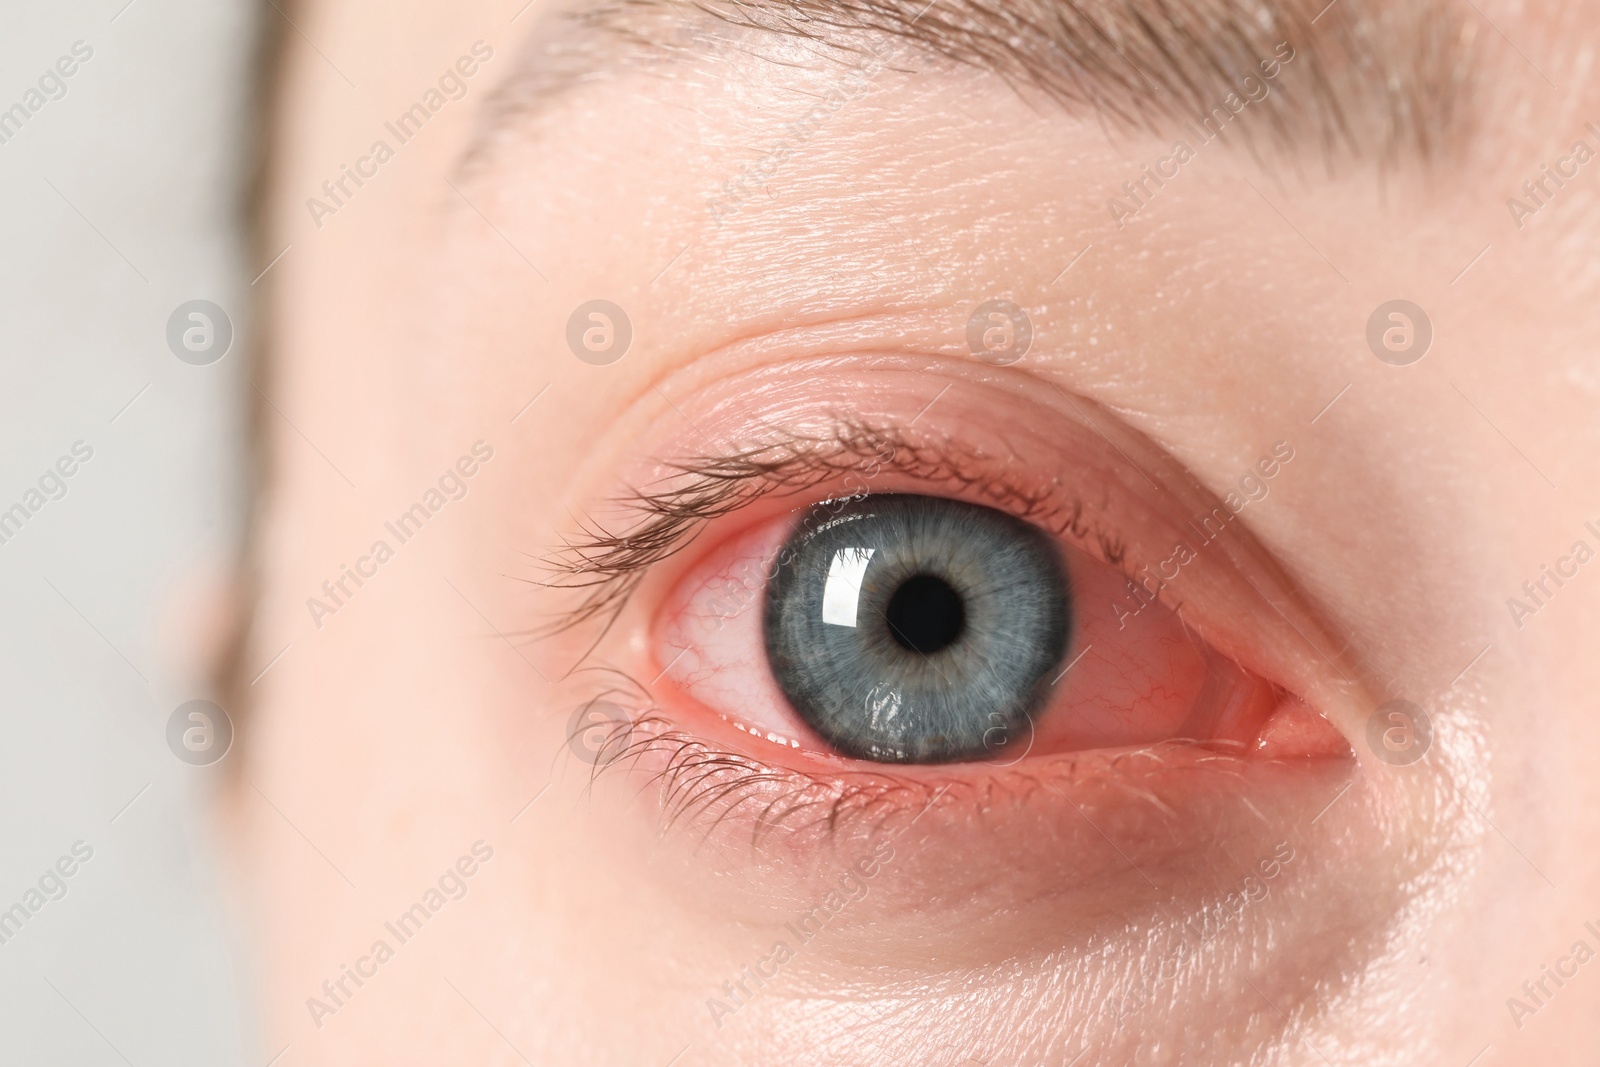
540, 414, 1269, 844
566, 668, 942, 844
540, 416, 1135, 638
563, 664, 1231, 849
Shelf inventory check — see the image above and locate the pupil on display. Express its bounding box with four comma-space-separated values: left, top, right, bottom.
884, 573, 966, 655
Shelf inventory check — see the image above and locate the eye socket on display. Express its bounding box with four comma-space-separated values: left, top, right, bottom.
763, 493, 1070, 764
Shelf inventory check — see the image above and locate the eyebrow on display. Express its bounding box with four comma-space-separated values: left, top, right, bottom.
474, 0, 1476, 166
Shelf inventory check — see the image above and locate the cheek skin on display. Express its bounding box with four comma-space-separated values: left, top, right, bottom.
561, 714, 1396, 1067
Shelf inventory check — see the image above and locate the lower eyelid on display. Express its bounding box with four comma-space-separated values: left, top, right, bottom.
570, 695, 1355, 961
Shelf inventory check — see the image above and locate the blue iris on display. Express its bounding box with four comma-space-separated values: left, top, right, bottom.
763, 494, 1071, 763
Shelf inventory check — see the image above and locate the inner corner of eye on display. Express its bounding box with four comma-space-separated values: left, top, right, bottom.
652, 492, 1349, 767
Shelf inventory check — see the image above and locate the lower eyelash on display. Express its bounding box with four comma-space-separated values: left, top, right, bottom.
566, 669, 1256, 849
575, 698, 936, 846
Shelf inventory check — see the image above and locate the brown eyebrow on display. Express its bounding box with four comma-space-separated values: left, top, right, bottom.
470, 0, 1478, 169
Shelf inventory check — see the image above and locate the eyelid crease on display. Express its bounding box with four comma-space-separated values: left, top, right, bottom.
537, 417, 1129, 639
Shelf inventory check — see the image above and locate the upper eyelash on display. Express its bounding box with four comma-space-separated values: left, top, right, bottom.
539, 419, 894, 634
537, 415, 1126, 638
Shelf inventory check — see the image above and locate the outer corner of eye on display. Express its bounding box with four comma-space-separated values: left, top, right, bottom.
649, 489, 1351, 770
1251, 693, 1353, 761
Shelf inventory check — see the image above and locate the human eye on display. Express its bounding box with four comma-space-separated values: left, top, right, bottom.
655, 452, 1344, 770
541, 358, 1363, 887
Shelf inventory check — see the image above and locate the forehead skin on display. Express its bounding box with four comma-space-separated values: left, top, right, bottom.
242, 0, 1600, 1064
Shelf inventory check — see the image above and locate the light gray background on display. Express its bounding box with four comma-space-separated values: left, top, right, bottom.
0, 1, 258, 1063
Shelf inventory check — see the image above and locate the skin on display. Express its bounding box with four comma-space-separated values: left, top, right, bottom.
232, 0, 1600, 1063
